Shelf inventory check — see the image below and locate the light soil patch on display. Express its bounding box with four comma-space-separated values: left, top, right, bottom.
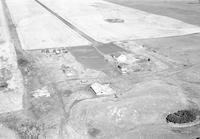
0, 2, 24, 113
105, 0, 200, 26
0, 125, 17, 139
39, 0, 200, 43
5, 0, 91, 50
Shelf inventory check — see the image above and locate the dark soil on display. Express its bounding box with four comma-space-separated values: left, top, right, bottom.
17, 58, 29, 67
166, 110, 197, 124
105, 18, 125, 23
88, 127, 101, 137
0, 81, 8, 90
